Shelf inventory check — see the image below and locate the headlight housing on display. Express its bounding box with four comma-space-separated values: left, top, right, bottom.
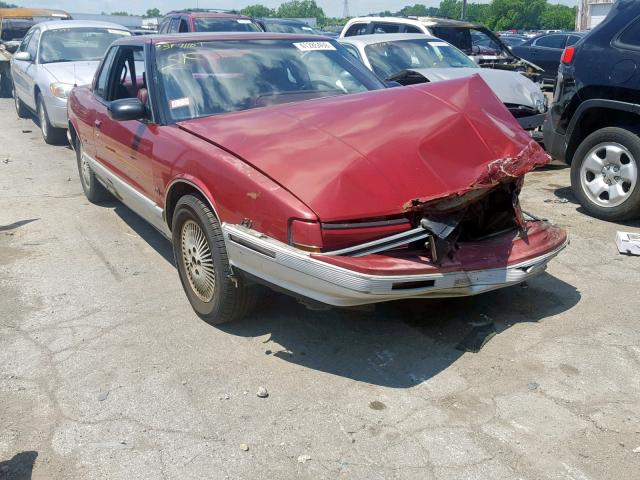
50, 82, 74, 99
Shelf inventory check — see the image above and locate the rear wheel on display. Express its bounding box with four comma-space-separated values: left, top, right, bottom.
571, 127, 640, 221
172, 194, 255, 324
37, 95, 66, 145
76, 137, 110, 203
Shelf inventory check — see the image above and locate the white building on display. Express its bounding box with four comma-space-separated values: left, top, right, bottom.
577, 0, 615, 31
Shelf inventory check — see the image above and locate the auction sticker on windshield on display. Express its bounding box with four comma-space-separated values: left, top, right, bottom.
429, 42, 450, 47
293, 42, 336, 51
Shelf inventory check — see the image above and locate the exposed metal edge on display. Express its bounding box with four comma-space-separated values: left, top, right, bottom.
84, 153, 171, 239
321, 218, 409, 230
322, 225, 430, 257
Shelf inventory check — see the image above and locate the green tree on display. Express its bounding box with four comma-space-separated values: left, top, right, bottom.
397, 4, 429, 16
438, 0, 461, 19
540, 3, 576, 30
277, 0, 325, 21
489, 0, 546, 31
110, 11, 131, 16
241, 4, 276, 17
143, 8, 161, 18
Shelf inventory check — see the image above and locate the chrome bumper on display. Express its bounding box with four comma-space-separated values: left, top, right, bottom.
223, 224, 568, 307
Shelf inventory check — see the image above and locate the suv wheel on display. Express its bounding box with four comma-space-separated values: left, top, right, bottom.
172, 194, 255, 324
570, 127, 640, 221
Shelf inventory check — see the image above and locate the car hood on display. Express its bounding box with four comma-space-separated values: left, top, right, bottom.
42, 61, 101, 86
178, 75, 549, 222
409, 67, 544, 109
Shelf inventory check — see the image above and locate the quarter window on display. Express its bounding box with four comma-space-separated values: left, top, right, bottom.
618, 19, 640, 48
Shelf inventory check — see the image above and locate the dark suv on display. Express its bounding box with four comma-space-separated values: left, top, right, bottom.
544, 0, 640, 221
158, 10, 261, 34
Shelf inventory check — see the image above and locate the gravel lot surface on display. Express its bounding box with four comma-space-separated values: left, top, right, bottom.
1, 97, 639, 479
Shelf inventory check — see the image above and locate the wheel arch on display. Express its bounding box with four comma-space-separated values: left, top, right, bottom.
164, 178, 221, 232
566, 100, 640, 164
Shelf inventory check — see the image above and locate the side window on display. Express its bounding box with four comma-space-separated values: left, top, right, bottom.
618, 19, 640, 49
344, 23, 368, 37
158, 20, 169, 34
373, 23, 400, 34
169, 17, 180, 33
404, 26, 422, 34
109, 46, 146, 102
179, 18, 190, 33
534, 35, 567, 49
341, 43, 361, 61
94, 47, 118, 99
26, 28, 40, 59
18, 30, 33, 53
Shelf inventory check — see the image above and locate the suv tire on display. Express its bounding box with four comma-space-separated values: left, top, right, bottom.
571, 127, 640, 221
172, 194, 256, 324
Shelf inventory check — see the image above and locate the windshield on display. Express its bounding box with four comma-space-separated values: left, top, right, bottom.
263, 21, 319, 35
39, 28, 130, 64
155, 39, 381, 121
365, 39, 477, 79
193, 17, 261, 32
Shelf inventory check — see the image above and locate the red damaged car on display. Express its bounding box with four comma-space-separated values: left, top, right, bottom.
67, 33, 567, 324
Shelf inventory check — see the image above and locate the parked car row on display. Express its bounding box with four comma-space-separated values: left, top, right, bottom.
8, 4, 639, 323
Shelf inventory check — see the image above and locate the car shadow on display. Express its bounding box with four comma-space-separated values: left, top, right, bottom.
101, 197, 581, 389
0, 451, 38, 480
218, 273, 580, 388
553, 186, 640, 228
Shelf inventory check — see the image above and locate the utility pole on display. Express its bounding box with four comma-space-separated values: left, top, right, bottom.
343, 0, 350, 18
461, 0, 467, 20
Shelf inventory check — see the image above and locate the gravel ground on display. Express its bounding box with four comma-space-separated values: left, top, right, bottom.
1, 97, 639, 480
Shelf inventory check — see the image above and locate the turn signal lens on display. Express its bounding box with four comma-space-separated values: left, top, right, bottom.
50, 82, 74, 99
289, 220, 323, 252
561, 46, 575, 65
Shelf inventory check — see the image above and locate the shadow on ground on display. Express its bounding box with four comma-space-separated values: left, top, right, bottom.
0, 451, 37, 480
100, 196, 581, 388
552, 186, 640, 227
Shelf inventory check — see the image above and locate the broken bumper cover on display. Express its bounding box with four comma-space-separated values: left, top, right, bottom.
223, 222, 568, 307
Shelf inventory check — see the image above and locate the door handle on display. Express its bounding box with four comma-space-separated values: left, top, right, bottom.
94, 120, 102, 129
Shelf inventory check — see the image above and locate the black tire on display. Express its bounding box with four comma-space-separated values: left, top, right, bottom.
75, 137, 111, 203
172, 194, 255, 324
570, 127, 640, 221
0, 71, 11, 98
37, 94, 66, 145
14, 85, 29, 119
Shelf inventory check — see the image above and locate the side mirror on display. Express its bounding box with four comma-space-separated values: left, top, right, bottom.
14, 51, 31, 62
108, 98, 146, 121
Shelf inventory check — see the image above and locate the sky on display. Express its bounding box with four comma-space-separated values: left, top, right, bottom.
25, 0, 577, 18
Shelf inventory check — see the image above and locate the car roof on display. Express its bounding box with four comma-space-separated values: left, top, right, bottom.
347, 16, 481, 29
164, 11, 251, 19
259, 18, 309, 25
0, 8, 71, 19
112, 31, 332, 46
35, 20, 131, 32
340, 33, 439, 47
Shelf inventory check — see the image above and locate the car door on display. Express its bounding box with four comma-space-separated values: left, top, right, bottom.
12, 28, 39, 108
93, 45, 157, 200
529, 34, 568, 77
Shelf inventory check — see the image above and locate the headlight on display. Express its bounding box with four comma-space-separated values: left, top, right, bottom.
50, 82, 74, 99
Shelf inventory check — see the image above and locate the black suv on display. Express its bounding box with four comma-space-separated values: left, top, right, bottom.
544, 0, 640, 221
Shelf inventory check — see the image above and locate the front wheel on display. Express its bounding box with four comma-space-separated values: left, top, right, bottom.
570, 127, 640, 221
37, 95, 66, 145
172, 195, 255, 324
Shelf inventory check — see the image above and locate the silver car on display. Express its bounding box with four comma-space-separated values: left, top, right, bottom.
339, 34, 548, 133
11, 20, 130, 144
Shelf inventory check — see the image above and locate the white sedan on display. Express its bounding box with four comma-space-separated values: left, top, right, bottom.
339, 33, 547, 132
